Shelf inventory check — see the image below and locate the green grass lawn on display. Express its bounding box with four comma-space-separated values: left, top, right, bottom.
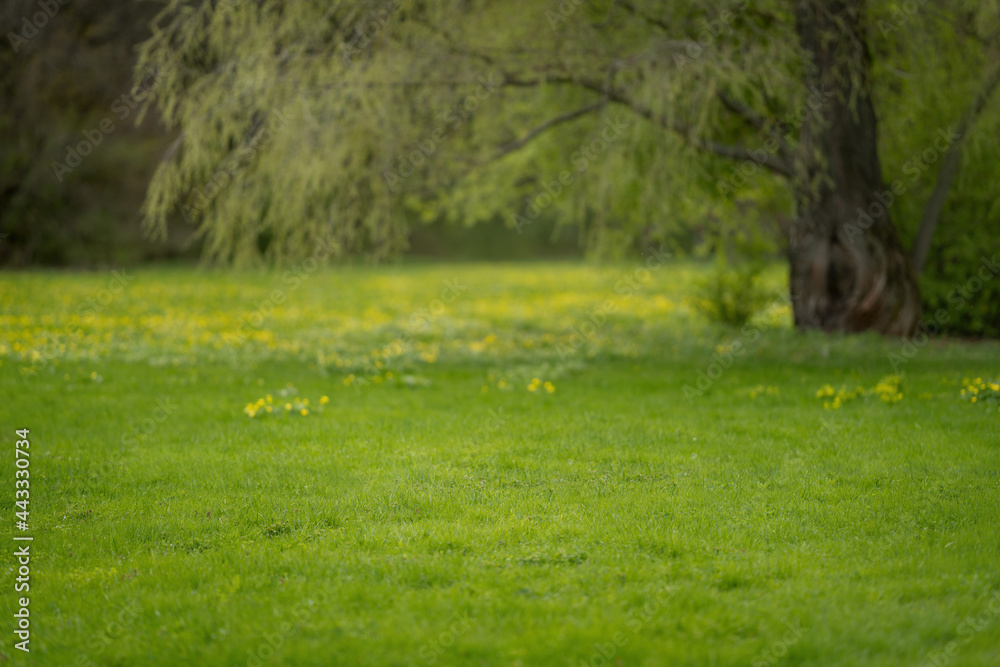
1, 262, 999, 666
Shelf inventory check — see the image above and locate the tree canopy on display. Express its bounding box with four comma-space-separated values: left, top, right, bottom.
135, 0, 1000, 332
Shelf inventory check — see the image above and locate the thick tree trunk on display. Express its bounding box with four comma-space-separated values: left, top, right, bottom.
790, 0, 921, 335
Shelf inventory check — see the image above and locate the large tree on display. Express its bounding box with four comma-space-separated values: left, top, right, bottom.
136, 0, 999, 335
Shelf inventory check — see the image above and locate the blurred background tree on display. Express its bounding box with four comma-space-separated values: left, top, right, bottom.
1, 0, 998, 336
0, 0, 198, 265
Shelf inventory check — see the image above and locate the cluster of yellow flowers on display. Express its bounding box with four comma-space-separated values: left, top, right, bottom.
961, 377, 1000, 406
741, 384, 779, 399
816, 384, 865, 409
243, 393, 329, 419
484, 369, 557, 393
816, 375, 902, 409
343, 371, 396, 387
527, 377, 556, 393
871, 375, 904, 404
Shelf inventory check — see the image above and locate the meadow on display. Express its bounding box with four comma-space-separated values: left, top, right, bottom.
1, 261, 999, 666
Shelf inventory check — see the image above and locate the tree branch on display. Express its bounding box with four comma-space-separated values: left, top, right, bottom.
493, 99, 606, 160
617, 0, 670, 32
502, 72, 793, 177
716, 90, 793, 160
398, 19, 794, 179
911, 60, 1000, 275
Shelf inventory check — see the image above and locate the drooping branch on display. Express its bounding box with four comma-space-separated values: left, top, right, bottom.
617, 0, 670, 32
500, 72, 794, 177
911, 60, 1000, 276
716, 90, 793, 161
597, 84, 794, 177
407, 12, 794, 178
493, 99, 606, 161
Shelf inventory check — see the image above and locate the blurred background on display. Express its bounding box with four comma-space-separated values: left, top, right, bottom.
1, 0, 998, 335
0, 0, 580, 265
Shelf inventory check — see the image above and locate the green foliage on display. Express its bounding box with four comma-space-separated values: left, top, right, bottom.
133, 0, 806, 265
696, 260, 772, 327
869, 0, 1000, 337
693, 215, 780, 327
920, 220, 1000, 338
915, 108, 1000, 337
0, 1, 189, 266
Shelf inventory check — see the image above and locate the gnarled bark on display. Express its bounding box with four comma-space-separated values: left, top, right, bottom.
790, 0, 921, 335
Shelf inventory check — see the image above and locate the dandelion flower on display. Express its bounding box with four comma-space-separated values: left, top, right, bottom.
320, 396, 329, 404
284, 403, 292, 410
300, 408, 309, 416
544, 381, 555, 393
